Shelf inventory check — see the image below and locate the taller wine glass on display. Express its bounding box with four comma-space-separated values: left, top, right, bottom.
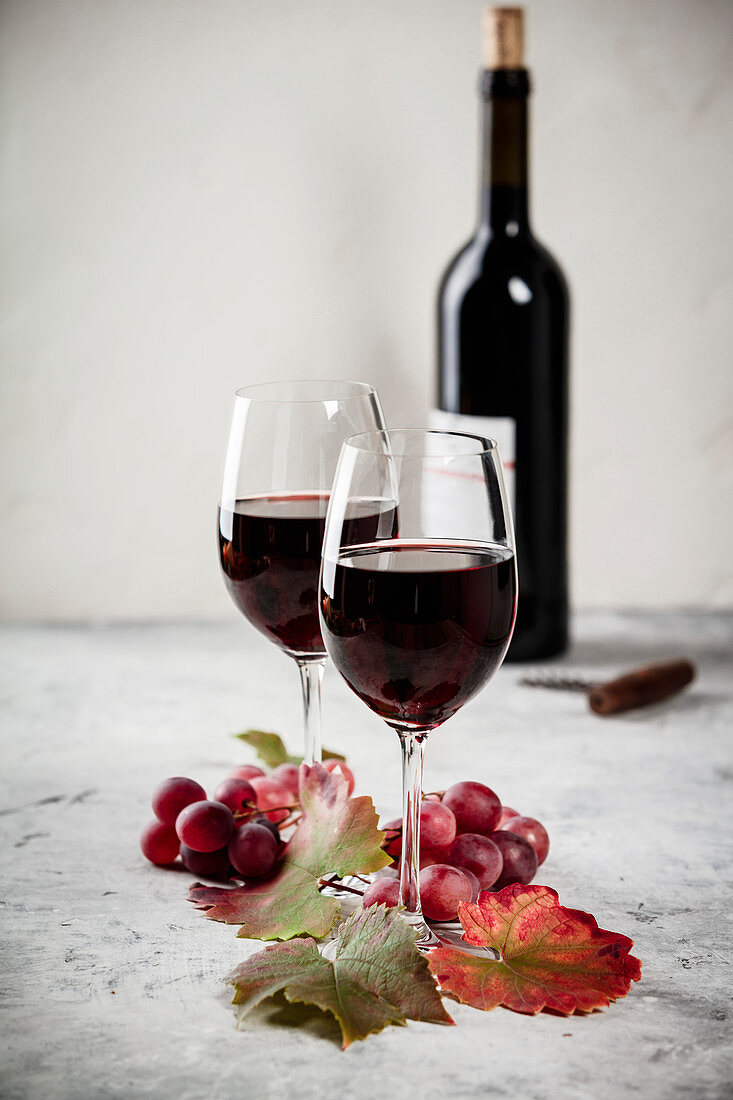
320, 429, 517, 946
218, 380, 386, 764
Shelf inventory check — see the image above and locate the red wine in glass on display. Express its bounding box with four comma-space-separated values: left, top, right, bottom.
219, 492, 397, 656
322, 541, 516, 729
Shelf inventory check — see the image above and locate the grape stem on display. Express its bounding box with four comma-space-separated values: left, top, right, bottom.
318, 875, 365, 897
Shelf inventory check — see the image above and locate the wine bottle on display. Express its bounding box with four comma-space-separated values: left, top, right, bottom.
432, 6, 570, 661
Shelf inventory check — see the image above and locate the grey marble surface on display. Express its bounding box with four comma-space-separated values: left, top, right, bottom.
1, 613, 731, 1100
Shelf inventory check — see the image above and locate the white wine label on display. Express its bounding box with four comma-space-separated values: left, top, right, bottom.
428, 408, 516, 515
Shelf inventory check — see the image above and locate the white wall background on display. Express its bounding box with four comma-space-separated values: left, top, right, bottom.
1, 0, 731, 621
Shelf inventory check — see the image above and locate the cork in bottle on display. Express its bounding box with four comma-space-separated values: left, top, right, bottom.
483, 7, 524, 69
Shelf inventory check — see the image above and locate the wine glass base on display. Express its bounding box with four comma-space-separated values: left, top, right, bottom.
319, 874, 496, 955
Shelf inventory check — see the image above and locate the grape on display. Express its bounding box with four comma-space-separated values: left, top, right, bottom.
175, 800, 235, 852
249, 776, 293, 823
442, 781, 501, 835
419, 865, 473, 921
228, 823, 278, 878
419, 801, 457, 849
490, 830, 538, 888
381, 817, 402, 861
380, 804, 456, 863
362, 877, 400, 908
459, 866, 481, 902
324, 759, 355, 795
501, 816, 550, 865
271, 763, 301, 797
419, 848, 448, 869
229, 764, 266, 781
140, 820, 180, 865
423, 793, 442, 803
446, 832, 503, 889
251, 814, 281, 843
151, 776, 206, 827
180, 843, 231, 878
213, 777, 257, 814
497, 804, 520, 828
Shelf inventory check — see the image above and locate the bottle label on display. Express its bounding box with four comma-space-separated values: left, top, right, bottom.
428, 408, 516, 514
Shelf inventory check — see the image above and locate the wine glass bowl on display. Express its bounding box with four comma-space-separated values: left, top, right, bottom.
218, 380, 386, 763
320, 429, 516, 946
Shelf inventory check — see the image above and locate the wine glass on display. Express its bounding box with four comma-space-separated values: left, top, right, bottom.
320, 429, 517, 947
218, 380, 386, 765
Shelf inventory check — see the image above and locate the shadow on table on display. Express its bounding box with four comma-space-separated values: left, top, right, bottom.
239, 991, 342, 1046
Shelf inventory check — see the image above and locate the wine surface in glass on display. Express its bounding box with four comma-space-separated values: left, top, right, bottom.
321, 540, 516, 728
219, 492, 396, 656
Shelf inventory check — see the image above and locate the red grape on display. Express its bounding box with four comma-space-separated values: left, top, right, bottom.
423, 793, 442, 803
271, 763, 301, 797
459, 866, 481, 902
497, 804, 520, 828
151, 776, 206, 827
490, 830, 538, 888
419, 848, 448, 869
446, 832, 503, 889
381, 817, 402, 860
175, 800, 235, 852
500, 816, 550, 865
213, 777, 257, 814
419, 801, 457, 849
250, 813, 281, 843
419, 865, 473, 921
442, 781, 502, 835
140, 820, 180, 865
324, 759, 355, 795
180, 843, 231, 878
229, 764, 266, 781
362, 877, 400, 908
228, 822, 278, 878
249, 776, 293, 823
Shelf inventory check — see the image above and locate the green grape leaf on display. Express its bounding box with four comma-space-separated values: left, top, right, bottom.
233, 729, 299, 767
234, 728, 345, 767
321, 747, 347, 762
427, 884, 642, 1016
228, 905, 453, 1048
189, 763, 391, 940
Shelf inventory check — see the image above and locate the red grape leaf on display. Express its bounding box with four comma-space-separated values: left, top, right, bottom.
189, 763, 391, 940
234, 728, 345, 766
427, 884, 642, 1015
227, 904, 453, 1048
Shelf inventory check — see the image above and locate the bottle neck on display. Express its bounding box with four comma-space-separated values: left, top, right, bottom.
479, 69, 531, 235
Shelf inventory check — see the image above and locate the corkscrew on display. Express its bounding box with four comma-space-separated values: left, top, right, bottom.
519, 659, 695, 715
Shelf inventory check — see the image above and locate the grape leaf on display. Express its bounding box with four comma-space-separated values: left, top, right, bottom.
228, 904, 453, 1047
233, 729, 299, 766
234, 728, 345, 767
189, 763, 391, 940
427, 884, 642, 1016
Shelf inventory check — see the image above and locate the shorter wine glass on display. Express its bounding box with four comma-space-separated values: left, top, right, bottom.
218, 380, 386, 764
320, 429, 517, 946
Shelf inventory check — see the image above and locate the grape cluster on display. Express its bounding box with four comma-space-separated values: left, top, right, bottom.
371, 780, 549, 921
139, 758, 355, 880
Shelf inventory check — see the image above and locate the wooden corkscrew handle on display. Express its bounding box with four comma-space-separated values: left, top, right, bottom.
588, 659, 696, 716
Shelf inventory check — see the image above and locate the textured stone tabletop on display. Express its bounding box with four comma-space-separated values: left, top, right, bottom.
1, 613, 731, 1100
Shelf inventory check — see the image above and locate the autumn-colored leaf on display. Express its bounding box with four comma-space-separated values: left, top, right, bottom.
427, 884, 642, 1016
234, 728, 345, 767
189, 763, 391, 940
228, 904, 453, 1048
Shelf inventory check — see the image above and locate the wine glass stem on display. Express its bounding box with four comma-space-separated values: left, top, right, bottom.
297, 659, 325, 765
397, 728, 431, 936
